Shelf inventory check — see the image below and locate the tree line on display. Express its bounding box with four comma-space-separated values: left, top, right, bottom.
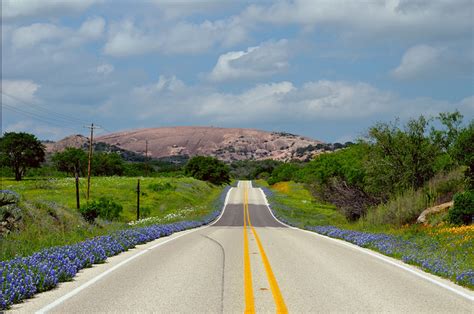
0, 133, 231, 185
264, 111, 473, 224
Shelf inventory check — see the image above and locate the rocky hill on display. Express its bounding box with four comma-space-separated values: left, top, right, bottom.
46, 127, 324, 162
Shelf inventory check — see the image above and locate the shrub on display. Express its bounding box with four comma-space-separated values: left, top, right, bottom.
140, 206, 151, 218
148, 182, 176, 192
267, 163, 302, 185
80, 197, 123, 223
184, 156, 230, 185
452, 122, 474, 189
448, 191, 474, 225
92, 152, 125, 176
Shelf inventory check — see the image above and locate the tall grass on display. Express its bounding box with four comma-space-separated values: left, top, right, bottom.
361, 169, 465, 227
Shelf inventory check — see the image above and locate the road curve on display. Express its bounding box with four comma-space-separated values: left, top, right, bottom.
12, 181, 473, 313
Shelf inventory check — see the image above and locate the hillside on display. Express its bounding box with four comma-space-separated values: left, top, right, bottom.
47, 127, 323, 162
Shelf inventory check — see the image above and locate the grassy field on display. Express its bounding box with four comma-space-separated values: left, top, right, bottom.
0, 176, 223, 260
256, 180, 347, 227
260, 181, 474, 289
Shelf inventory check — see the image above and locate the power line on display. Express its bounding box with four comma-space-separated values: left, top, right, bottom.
2, 104, 81, 133
1, 92, 90, 125
3, 103, 78, 128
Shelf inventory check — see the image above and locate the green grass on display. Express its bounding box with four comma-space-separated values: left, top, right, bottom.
0, 176, 223, 260
361, 169, 465, 227
264, 181, 347, 228
262, 180, 473, 289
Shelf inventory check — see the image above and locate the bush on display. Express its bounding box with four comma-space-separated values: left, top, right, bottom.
184, 156, 230, 185
148, 182, 176, 192
80, 197, 123, 223
92, 152, 125, 176
448, 191, 474, 225
452, 122, 474, 189
267, 163, 303, 185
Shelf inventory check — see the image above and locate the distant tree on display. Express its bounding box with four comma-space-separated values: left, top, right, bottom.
301, 143, 368, 188
184, 156, 230, 185
229, 159, 281, 180
52, 148, 88, 176
92, 152, 125, 176
267, 163, 303, 185
431, 111, 464, 152
333, 142, 344, 150
0, 132, 45, 181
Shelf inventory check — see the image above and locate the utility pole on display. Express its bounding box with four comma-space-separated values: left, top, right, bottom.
75, 171, 80, 210
145, 140, 149, 177
85, 123, 100, 200
136, 179, 140, 221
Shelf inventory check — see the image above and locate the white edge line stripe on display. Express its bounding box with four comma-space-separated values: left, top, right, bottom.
37, 186, 234, 314
257, 188, 474, 301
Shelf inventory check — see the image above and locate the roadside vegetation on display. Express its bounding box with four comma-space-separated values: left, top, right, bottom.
253, 111, 473, 288
0, 132, 232, 260
0, 109, 471, 303
0, 177, 223, 260
0, 141, 231, 309
259, 111, 472, 225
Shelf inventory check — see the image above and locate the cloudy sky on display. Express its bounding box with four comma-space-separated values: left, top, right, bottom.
1, 0, 473, 142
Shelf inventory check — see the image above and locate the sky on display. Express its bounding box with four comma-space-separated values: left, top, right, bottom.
1, 0, 473, 142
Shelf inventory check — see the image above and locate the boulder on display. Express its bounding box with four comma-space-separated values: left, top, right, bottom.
416, 201, 454, 224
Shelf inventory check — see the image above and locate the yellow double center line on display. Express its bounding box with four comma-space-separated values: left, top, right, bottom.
243, 183, 288, 313
243, 184, 255, 313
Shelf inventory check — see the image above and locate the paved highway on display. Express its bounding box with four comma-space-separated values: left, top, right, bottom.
13, 181, 473, 313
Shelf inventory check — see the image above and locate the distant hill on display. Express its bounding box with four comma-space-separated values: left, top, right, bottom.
43, 135, 148, 162
45, 126, 324, 162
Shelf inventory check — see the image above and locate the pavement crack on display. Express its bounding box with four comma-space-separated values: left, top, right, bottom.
201, 234, 225, 314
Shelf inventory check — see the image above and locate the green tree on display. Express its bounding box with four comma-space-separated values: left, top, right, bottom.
365, 116, 440, 198
52, 147, 88, 176
301, 143, 367, 187
184, 156, 230, 185
431, 111, 464, 152
92, 152, 125, 176
452, 121, 474, 189
0, 132, 45, 181
267, 163, 303, 185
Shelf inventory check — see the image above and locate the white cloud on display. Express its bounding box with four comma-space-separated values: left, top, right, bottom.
208, 39, 289, 81
11, 17, 106, 49
79, 17, 106, 40
2, 0, 100, 20
391, 45, 441, 80
103, 20, 158, 57
96, 63, 114, 75
102, 77, 473, 126
244, 0, 473, 42
459, 96, 474, 110
103, 17, 247, 57
391, 43, 474, 80
290, 81, 394, 119
99, 75, 474, 130
11, 23, 67, 49
1, 79, 40, 104
150, 0, 232, 19
4, 120, 68, 140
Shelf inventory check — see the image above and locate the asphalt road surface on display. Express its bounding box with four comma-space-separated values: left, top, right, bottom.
13, 181, 473, 313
